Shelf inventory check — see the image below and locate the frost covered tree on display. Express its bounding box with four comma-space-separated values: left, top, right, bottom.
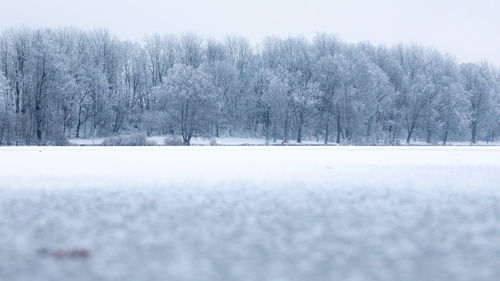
180, 33, 204, 69
0, 27, 499, 145
292, 81, 319, 143
392, 46, 433, 144
348, 50, 392, 144
158, 64, 216, 145
262, 73, 289, 144
0, 72, 13, 144
460, 63, 495, 144
226, 35, 252, 74
314, 54, 352, 144
206, 39, 227, 63
203, 61, 237, 137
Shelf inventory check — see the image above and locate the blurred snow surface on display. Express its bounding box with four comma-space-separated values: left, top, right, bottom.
1, 147, 499, 281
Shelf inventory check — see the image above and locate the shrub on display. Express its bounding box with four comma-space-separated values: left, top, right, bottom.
52, 136, 71, 146
102, 133, 155, 146
164, 135, 184, 146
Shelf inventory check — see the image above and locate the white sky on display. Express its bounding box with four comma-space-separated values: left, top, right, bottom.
0, 0, 499, 66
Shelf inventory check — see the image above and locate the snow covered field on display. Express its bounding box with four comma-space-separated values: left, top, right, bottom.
1, 147, 500, 280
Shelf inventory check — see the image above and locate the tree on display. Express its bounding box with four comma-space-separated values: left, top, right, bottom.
144, 34, 177, 86
226, 35, 252, 74
292, 81, 319, 143
391, 45, 439, 144
436, 81, 465, 144
0, 72, 13, 144
313, 54, 352, 144
251, 68, 288, 143
0, 27, 498, 146
262, 72, 289, 143
180, 33, 203, 69
206, 39, 227, 63
158, 64, 216, 145
203, 61, 238, 137
348, 50, 392, 144
460, 63, 495, 143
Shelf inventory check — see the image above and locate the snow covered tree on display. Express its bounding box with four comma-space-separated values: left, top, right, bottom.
206, 39, 227, 63
0, 72, 13, 144
158, 64, 216, 145
180, 33, 204, 69
251, 68, 288, 143
226, 35, 252, 74
203, 61, 238, 137
0, 27, 498, 146
292, 81, 319, 143
313, 54, 352, 144
348, 50, 392, 144
460, 62, 495, 143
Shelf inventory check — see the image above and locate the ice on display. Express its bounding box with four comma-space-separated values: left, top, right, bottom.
1, 147, 499, 280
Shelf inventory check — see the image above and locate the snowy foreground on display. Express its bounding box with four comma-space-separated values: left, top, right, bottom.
1, 147, 500, 281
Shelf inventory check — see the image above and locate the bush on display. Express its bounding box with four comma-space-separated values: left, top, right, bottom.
209, 138, 218, 146
164, 135, 184, 146
51, 135, 71, 146
102, 133, 155, 146
140, 111, 172, 136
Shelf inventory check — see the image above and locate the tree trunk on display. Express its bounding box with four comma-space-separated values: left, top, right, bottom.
406, 123, 415, 144
264, 111, 270, 144
273, 122, 277, 143
15, 83, 20, 114
442, 130, 448, 145
35, 81, 45, 144
297, 111, 304, 143
75, 119, 81, 138
440, 120, 448, 145
35, 97, 42, 143
392, 127, 398, 145
471, 122, 477, 144
282, 113, 289, 144
336, 115, 342, 144
366, 116, 373, 142
324, 109, 331, 145
324, 118, 329, 145
113, 111, 122, 134
426, 128, 432, 144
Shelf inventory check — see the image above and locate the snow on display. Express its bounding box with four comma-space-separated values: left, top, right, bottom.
67, 137, 106, 146
68, 135, 499, 146
69, 136, 282, 146
1, 147, 500, 280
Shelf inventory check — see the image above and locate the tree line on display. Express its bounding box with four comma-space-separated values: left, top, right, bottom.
0, 27, 498, 145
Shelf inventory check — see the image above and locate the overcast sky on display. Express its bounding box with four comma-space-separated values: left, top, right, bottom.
0, 0, 498, 66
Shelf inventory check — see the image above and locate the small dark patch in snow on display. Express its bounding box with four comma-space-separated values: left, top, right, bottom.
37, 248, 90, 259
